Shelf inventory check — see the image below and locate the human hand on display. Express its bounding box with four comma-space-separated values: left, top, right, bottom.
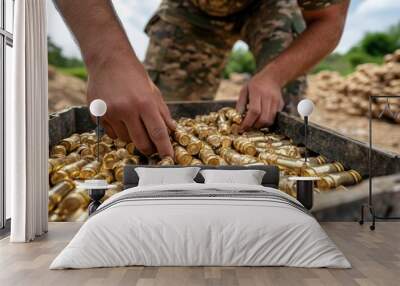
236, 73, 284, 131
86, 54, 176, 157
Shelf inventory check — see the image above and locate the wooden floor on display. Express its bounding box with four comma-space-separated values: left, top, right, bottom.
0, 222, 399, 286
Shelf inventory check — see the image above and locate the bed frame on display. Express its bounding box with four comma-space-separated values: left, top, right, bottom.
122, 165, 318, 209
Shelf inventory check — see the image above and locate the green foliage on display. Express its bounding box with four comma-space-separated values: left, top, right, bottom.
59, 67, 88, 81
223, 48, 256, 78
360, 32, 398, 57
311, 53, 354, 75
312, 22, 400, 75
48, 37, 86, 70
346, 49, 383, 68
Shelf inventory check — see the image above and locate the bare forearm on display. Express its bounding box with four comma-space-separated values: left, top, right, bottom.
54, 0, 175, 157
260, 2, 349, 87
55, 0, 142, 72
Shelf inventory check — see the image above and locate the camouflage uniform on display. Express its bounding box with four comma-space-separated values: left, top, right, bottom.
144, 0, 342, 113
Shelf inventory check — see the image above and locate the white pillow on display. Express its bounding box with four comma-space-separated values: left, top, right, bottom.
136, 167, 200, 186
200, 169, 266, 185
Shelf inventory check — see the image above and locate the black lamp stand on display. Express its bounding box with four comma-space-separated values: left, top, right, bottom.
87, 115, 106, 215
294, 115, 314, 210
359, 95, 400, 230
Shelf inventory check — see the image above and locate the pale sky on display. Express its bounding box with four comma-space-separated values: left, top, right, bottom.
47, 0, 400, 61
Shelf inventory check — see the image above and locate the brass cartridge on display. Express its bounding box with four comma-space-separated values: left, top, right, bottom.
103, 149, 135, 170
220, 135, 233, 148
174, 127, 191, 146
51, 159, 89, 185
93, 167, 114, 184
126, 142, 135, 155
76, 144, 92, 157
179, 117, 196, 127
199, 144, 220, 166
48, 179, 75, 212
50, 145, 67, 158
206, 133, 222, 148
231, 123, 240, 135
157, 156, 175, 166
273, 146, 302, 158
114, 138, 127, 149
54, 189, 91, 219
193, 123, 211, 139
219, 147, 257, 165
218, 147, 236, 164
195, 112, 218, 124
82, 154, 96, 162
187, 135, 203, 155
317, 170, 362, 190
60, 133, 80, 152
49, 152, 81, 174
174, 145, 193, 166
271, 140, 292, 148
103, 151, 119, 169
265, 134, 286, 142
91, 142, 112, 158
217, 112, 231, 135
130, 155, 140, 165
258, 153, 308, 171
190, 158, 203, 166
240, 155, 259, 165
247, 136, 268, 143
66, 152, 81, 162
233, 137, 257, 156
254, 142, 271, 148
80, 160, 101, 180
302, 162, 345, 176
243, 130, 265, 138
80, 132, 97, 145
116, 148, 130, 159
101, 134, 114, 145
308, 155, 327, 165
224, 108, 242, 124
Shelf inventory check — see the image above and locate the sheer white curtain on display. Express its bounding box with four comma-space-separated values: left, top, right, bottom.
7, 0, 48, 242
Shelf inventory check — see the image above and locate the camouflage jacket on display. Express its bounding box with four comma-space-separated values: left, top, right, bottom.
153, 0, 343, 34
188, 0, 343, 17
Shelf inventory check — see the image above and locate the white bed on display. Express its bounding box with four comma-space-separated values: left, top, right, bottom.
50, 183, 351, 269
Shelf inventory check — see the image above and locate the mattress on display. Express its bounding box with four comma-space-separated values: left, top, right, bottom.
50, 183, 351, 269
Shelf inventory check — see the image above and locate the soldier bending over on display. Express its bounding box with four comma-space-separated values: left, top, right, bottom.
55, 0, 349, 158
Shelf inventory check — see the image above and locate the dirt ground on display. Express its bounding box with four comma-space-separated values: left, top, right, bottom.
48, 69, 400, 155
48, 66, 86, 113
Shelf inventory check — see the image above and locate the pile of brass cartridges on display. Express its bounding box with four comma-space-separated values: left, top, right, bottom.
307, 49, 400, 122
48, 107, 362, 221
48, 133, 132, 222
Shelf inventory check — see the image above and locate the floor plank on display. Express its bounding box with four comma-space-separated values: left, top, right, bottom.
0, 222, 399, 286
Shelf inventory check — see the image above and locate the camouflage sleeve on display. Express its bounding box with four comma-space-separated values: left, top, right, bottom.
298, 0, 343, 10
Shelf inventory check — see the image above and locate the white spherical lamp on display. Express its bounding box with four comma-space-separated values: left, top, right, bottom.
89, 99, 107, 117
297, 99, 314, 117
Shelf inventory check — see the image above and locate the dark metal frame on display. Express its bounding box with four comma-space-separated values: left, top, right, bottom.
359, 95, 400, 230
0, 0, 14, 233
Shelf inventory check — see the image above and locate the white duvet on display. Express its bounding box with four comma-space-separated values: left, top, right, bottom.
50, 183, 350, 269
